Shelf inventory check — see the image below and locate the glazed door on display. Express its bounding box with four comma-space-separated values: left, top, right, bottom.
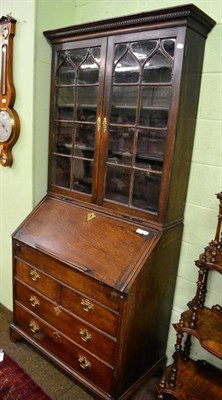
97, 28, 184, 219
48, 37, 107, 203
48, 28, 185, 219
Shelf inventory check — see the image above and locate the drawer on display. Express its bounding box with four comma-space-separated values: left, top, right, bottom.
60, 285, 118, 337
14, 303, 114, 393
15, 281, 117, 365
14, 242, 121, 311
15, 259, 58, 301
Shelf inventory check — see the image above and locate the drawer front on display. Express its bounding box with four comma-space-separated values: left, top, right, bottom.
14, 242, 121, 311
15, 259, 58, 301
60, 285, 118, 337
15, 281, 117, 365
15, 303, 114, 393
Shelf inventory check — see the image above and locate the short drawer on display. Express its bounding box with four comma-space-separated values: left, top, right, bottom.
14, 303, 114, 393
60, 285, 118, 337
14, 242, 121, 311
15, 281, 117, 365
15, 259, 58, 301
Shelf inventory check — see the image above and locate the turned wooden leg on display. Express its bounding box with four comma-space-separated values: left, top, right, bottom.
183, 333, 192, 361
156, 376, 166, 399
169, 320, 184, 387
189, 267, 207, 329
199, 269, 208, 307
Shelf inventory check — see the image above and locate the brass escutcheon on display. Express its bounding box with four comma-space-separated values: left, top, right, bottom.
87, 212, 96, 222
30, 269, 40, 282
54, 306, 61, 317
53, 331, 61, 341
29, 295, 40, 308
81, 298, 94, 312
102, 117, 107, 134
79, 328, 92, 342
29, 320, 39, 333
78, 355, 91, 370
96, 116, 101, 131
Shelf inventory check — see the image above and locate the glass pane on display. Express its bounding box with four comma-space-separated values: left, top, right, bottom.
135, 158, 163, 172
132, 171, 161, 212
77, 87, 98, 122
91, 47, 101, 64
137, 130, 166, 160
139, 109, 168, 128
57, 53, 76, 85
140, 86, 171, 108
114, 47, 140, 83
75, 124, 95, 156
110, 109, 136, 125
110, 86, 137, 125
57, 86, 74, 107
131, 40, 158, 63
56, 87, 74, 120
78, 53, 99, 84
105, 166, 130, 204
162, 39, 175, 58
54, 122, 73, 155
69, 48, 88, 69
72, 160, 93, 194
108, 128, 134, 165
114, 43, 127, 62
143, 49, 172, 83
111, 86, 138, 108
52, 155, 71, 188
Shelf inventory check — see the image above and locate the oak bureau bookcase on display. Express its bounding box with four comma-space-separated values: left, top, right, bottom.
10, 5, 215, 400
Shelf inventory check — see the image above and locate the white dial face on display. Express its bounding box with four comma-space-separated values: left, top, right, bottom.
0, 110, 13, 142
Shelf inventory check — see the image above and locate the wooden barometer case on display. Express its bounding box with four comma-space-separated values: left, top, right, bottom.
10, 5, 215, 400
0, 15, 20, 167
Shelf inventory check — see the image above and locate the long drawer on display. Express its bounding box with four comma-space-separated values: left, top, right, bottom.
14, 303, 114, 393
14, 242, 121, 311
15, 280, 117, 365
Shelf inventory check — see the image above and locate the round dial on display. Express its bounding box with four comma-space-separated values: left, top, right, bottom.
0, 109, 13, 142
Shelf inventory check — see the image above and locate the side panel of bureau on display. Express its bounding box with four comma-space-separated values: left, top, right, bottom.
112, 224, 183, 398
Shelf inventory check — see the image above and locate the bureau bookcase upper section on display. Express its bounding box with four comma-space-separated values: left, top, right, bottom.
44, 5, 215, 227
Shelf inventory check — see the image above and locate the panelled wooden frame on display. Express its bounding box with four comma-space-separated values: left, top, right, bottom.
10, 5, 215, 400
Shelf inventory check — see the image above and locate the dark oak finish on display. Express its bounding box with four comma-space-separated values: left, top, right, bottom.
157, 192, 222, 399
10, 5, 215, 400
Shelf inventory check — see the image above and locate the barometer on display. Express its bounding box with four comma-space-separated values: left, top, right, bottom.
0, 15, 20, 167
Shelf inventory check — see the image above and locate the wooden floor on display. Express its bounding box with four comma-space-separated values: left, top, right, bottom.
0, 304, 160, 400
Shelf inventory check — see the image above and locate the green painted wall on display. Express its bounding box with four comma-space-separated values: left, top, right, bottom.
0, 0, 221, 366
0, 0, 36, 309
